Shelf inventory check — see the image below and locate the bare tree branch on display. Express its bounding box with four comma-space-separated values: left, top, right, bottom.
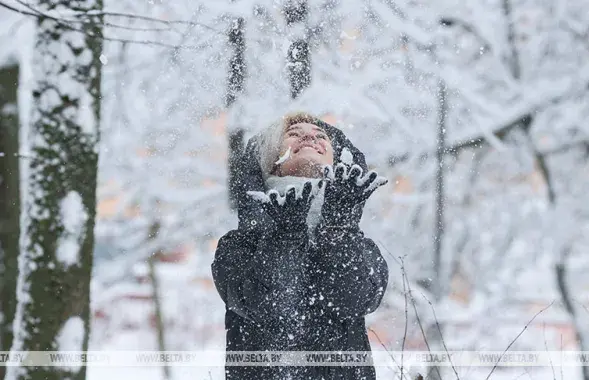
422, 295, 461, 380
388, 75, 589, 167
542, 324, 557, 380
0, 0, 216, 48
485, 301, 555, 380
533, 148, 556, 204
367, 327, 409, 380
439, 16, 492, 54
403, 266, 443, 380
501, 0, 521, 80
0, 0, 35, 16
400, 264, 409, 379
13, 0, 176, 32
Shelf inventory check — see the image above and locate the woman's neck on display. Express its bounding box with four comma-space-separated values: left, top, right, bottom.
274, 162, 323, 178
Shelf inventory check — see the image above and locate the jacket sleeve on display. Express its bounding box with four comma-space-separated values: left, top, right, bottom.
211, 229, 311, 334
308, 225, 388, 321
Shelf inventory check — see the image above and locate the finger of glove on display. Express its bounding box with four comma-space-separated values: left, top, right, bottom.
323, 165, 335, 181
301, 181, 313, 201
366, 176, 389, 192
317, 179, 327, 193
334, 163, 347, 182
361, 176, 388, 200
348, 164, 363, 182
268, 190, 283, 209
285, 186, 297, 204
357, 170, 378, 187
325, 181, 341, 204
261, 202, 280, 221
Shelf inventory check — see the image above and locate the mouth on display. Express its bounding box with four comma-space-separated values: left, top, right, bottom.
294, 143, 324, 155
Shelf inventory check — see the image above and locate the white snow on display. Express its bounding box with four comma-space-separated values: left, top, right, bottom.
56, 316, 85, 351
246, 190, 270, 203
56, 191, 87, 267
274, 146, 292, 165
2, 1, 589, 379
56, 317, 85, 372
340, 147, 354, 165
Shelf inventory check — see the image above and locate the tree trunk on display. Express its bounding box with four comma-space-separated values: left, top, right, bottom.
226, 16, 246, 210
147, 221, 170, 380
285, 0, 310, 99
0, 62, 20, 380
7, 1, 103, 380
433, 78, 447, 302
556, 249, 589, 380
426, 79, 447, 380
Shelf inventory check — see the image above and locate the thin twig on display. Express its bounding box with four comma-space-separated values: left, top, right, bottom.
525, 134, 555, 204
387, 76, 589, 168
403, 267, 443, 380
512, 369, 532, 380
378, 245, 432, 380
421, 295, 461, 380
438, 16, 492, 53
377, 239, 403, 267
542, 323, 557, 380
560, 335, 564, 380
367, 327, 409, 380
400, 263, 409, 379
14, 0, 176, 32
485, 301, 555, 380
82, 9, 226, 36
0, 0, 209, 48
0, 0, 36, 16
570, 298, 589, 318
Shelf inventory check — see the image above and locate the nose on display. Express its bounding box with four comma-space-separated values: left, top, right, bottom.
300, 132, 317, 142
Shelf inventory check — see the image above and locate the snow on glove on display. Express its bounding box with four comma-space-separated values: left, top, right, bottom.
321, 163, 388, 227
247, 181, 319, 232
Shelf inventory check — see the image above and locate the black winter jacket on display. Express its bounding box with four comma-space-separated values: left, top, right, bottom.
211, 120, 389, 379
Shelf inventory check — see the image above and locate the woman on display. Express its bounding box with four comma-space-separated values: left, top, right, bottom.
212, 113, 389, 379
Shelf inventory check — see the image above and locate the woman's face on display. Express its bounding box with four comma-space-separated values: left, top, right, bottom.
275, 122, 334, 177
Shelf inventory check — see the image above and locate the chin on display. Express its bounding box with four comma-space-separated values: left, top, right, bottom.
294, 151, 326, 164
281, 158, 324, 178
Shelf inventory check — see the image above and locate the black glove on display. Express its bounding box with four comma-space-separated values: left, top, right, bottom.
320, 163, 388, 228
247, 181, 319, 233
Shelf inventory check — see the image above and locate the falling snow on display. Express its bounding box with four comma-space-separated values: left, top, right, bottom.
0, 0, 588, 379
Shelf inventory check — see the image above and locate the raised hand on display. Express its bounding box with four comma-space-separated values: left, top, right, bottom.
247, 181, 319, 232
321, 163, 388, 227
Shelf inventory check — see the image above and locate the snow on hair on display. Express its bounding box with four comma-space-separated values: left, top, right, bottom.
257, 112, 319, 180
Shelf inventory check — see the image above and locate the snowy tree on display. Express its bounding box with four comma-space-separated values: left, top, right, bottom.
6, 1, 103, 379
0, 1, 581, 378
284, 0, 310, 99
226, 14, 246, 210
0, 60, 20, 380
352, 2, 589, 377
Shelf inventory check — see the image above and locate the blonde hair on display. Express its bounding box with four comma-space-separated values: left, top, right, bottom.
257, 112, 324, 180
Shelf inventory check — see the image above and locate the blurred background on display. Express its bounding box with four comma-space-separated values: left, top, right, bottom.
1, 0, 589, 379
